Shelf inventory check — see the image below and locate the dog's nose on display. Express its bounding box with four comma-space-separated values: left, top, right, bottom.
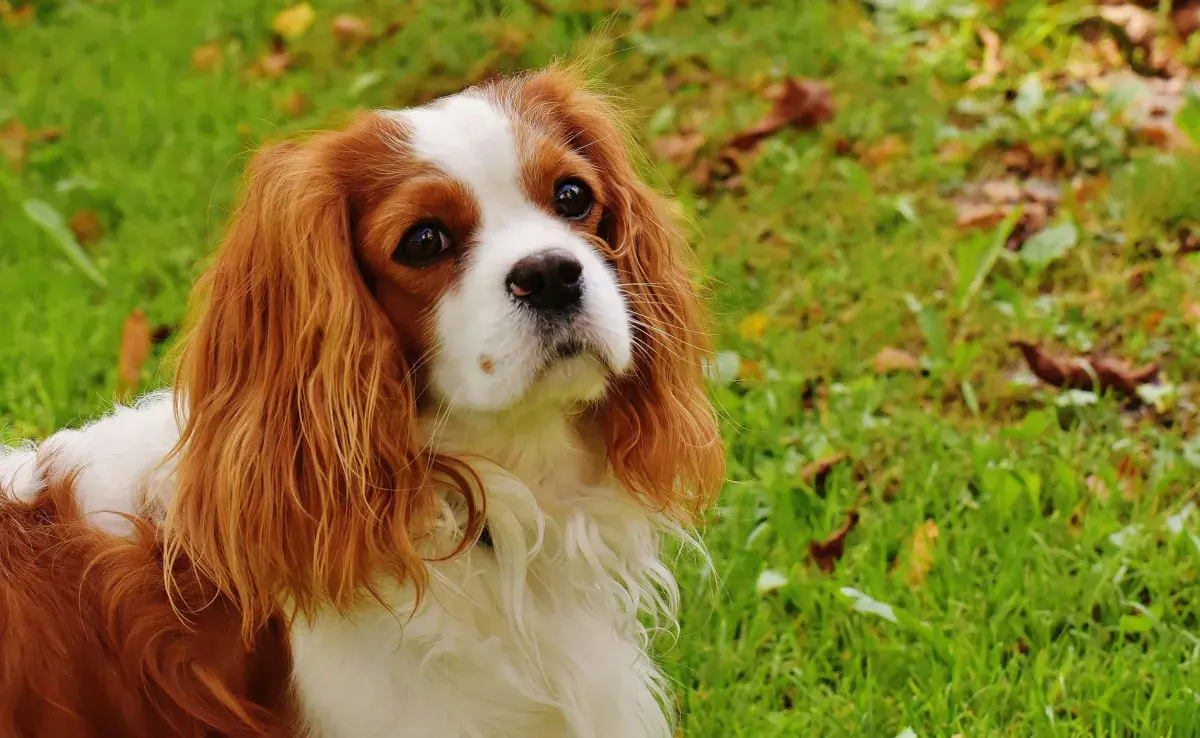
506, 249, 583, 312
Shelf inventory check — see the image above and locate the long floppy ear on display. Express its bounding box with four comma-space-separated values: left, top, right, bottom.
515, 69, 725, 521
165, 130, 476, 636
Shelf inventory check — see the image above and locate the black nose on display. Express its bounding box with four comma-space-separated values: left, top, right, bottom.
506, 249, 583, 312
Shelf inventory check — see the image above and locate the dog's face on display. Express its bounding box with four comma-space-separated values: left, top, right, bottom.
168, 69, 724, 631
357, 89, 634, 413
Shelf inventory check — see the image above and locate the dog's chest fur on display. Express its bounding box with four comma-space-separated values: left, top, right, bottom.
288, 411, 676, 738
0, 396, 677, 738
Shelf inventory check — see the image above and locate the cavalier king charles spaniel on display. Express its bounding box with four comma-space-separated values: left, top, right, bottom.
0, 67, 723, 738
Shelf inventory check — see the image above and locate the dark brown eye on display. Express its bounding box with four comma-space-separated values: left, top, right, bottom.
394, 221, 452, 266
554, 179, 593, 220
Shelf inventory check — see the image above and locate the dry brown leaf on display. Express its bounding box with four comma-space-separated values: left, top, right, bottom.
149, 324, 176, 346
1023, 179, 1063, 206
955, 201, 1007, 230
650, 132, 705, 167
873, 347, 920, 374
1174, 3, 1200, 39
1005, 203, 1049, 251
809, 511, 860, 573
727, 78, 834, 151
68, 210, 104, 245
1010, 340, 1159, 397
965, 26, 1003, 91
857, 135, 906, 167
259, 51, 293, 79
1099, 4, 1159, 48
1127, 264, 1151, 292
898, 519, 939, 587
1085, 474, 1111, 502
981, 179, 1023, 204
117, 309, 151, 396
272, 3, 316, 41
799, 453, 850, 492
275, 90, 309, 118
0, 119, 27, 171
633, 0, 686, 30
192, 43, 222, 72
32, 126, 61, 144
1, 3, 34, 28
332, 14, 372, 46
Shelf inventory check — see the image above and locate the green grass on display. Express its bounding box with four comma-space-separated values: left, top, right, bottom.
4, 0, 1200, 735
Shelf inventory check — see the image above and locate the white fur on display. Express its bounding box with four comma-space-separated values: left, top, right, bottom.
1, 391, 179, 534
0, 92, 685, 738
392, 92, 633, 412
1, 395, 681, 738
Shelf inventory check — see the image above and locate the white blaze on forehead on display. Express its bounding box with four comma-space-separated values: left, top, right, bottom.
394, 93, 526, 223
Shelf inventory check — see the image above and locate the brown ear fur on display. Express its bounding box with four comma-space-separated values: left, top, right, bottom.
509, 68, 726, 521
165, 127, 477, 637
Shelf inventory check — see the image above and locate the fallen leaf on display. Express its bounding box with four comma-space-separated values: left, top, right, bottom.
272, 3, 316, 41
275, 89, 309, 117
1010, 340, 1159, 398
1099, 4, 1159, 48
727, 78, 834, 151
191, 43, 222, 72
1, 3, 34, 28
895, 519, 939, 586
798, 453, 850, 491
332, 13, 372, 46
955, 201, 1006, 230
1006, 203, 1051, 251
149, 324, 176, 345
1127, 264, 1151, 291
633, 0, 687, 30
259, 51, 293, 79
857, 135, 907, 167
31, 127, 61, 143
117, 308, 151, 396
1085, 474, 1111, 502
737, 312, 769, 340
68, 210, 104, 245
0, 119, 27, 170
965, 26, 1003, 91
980, 179, 1022, 204
873, 347, 920, 374
1023, 179, 1062, 206
1184, 301, 1200, 325
651, 132, 705, 167
1174, 3, 1200, 39
809, 511, 860, 573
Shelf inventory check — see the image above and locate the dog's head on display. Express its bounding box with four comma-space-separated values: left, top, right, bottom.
166, 67, 723, 632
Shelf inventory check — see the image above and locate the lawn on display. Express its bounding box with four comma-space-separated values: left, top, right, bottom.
3, 0, 1200, 735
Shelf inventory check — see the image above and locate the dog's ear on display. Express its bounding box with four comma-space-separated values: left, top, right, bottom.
166, 127, 478, 636
514, 68, 725, 521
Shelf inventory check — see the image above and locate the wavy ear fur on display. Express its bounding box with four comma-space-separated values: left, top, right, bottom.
166, 129, 476, 637
511, 68, 726, 521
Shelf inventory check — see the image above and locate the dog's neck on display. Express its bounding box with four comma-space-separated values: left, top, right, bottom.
422, 403, 609, 506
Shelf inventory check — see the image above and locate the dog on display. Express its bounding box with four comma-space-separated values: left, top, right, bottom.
0, 67, 723, 738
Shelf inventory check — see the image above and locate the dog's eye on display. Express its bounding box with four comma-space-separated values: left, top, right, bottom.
553, 179, 593, 220
394, 222, 452, 266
